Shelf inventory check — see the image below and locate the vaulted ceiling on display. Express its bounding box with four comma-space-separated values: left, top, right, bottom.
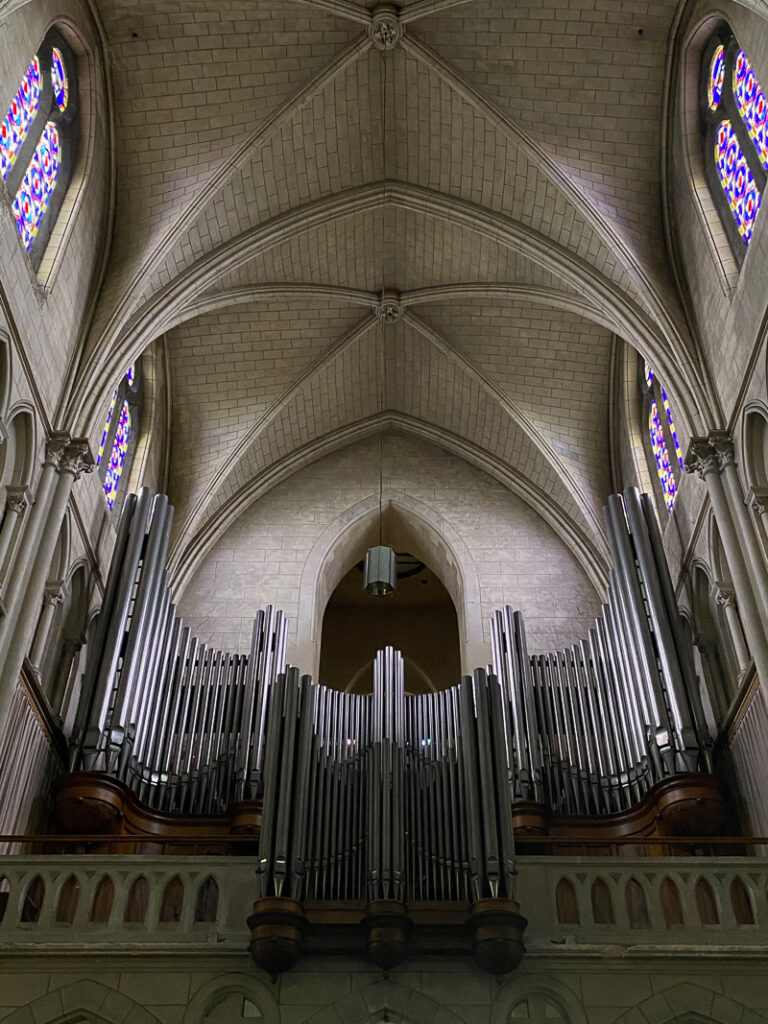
67, 0, 714, 587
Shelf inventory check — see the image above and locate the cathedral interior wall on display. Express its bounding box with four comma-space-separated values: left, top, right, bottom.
0, 959, 766, 1024
176, 432, 602, 677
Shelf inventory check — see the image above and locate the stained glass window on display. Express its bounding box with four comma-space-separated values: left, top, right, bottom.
650, 401, 677, 513
51, 48, 68, 112
12, 122, 60, 251
98, 364, 141, 510
2, 34, 77, 268
644, 364, 683, 515
0, 57, 41, 180
104, 401, 131, 510
715, 120, 761, 244
96, 388, 118, 466
709, 45, 725, 110
733, 50, 768, 171
703, 33, 768, 253
661, 386, 685, 470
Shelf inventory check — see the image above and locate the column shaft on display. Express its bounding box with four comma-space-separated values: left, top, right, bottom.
686, 439, 768, 688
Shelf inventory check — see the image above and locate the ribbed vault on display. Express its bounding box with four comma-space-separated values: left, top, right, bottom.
57, 0, 726, 585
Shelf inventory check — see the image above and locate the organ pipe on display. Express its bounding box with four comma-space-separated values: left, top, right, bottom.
68, 485, 711, 900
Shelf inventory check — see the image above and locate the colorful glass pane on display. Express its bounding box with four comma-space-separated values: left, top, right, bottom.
709, 45, 725, 110
644, 362, 654, 388
0, 56, 41, 180
51, 48, 68, 112
126, 363, 135, 388
96, 387, 118, 466
650, 401, 677, 513
12, 122, 60, 250
661, 386, 685, 471
104, 401, 130, 509
733, 49, 768, 170
715, 120, 761, 244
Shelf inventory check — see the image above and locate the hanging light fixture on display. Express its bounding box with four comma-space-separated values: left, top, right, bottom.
363, 35, 396, 599
363, 297, 396, 597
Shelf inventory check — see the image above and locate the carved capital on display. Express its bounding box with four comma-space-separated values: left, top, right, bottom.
43, 430, 72, 469
369, 6, 402, 50
745, 485, 768, 518
43, 589, 65, 609
5, 485, 33, 517
708, 429, 736, 470
715, 586, 737, 609
58, 438, 95, 480
683, 437, 718, 478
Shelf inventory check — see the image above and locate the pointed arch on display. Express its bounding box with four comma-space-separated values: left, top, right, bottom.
555, 878, 579, 925
181, 974, 279, 1024
611, 984, 768, 1024
0, 980, 163, 1024
290, 485, 484, 678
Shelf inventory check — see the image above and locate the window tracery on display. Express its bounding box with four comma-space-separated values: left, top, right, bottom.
703, 29, 767, 254
0, 30, 78, 268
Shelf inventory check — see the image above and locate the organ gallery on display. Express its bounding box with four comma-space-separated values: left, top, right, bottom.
1, 0, 768, 1021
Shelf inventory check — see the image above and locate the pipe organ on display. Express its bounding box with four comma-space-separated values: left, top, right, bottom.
491, 489, 711, 817
58, 486, 723, 973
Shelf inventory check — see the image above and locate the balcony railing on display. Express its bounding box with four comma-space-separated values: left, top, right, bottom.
0, 854, 766, 951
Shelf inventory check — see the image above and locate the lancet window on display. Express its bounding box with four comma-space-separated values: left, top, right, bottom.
703, 29, 767, 254
643, 363, 684, 514
97, 364, 141, 512
1, 30, 78, 268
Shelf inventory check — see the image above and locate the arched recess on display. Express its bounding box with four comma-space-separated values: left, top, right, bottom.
741, 403, 768, 558
319, 532, 462, 694
491, 975, 588, 1024
294, 491, 484, 679
0, 332, 10, 423
610, 983, 768, 1024
614, 338, 662, 499
45, 560, 90, 719
742, 403, 768, 490
0, 979, 163, 1024
32, 17, 103, 290
674, 12, 743, 291
0, 407, 35, 599
690, 559, 734, 727
182, 973, 279, 1024
0, 405, 35, 497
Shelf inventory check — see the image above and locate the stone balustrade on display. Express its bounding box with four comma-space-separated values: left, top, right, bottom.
0, 854, 767, 954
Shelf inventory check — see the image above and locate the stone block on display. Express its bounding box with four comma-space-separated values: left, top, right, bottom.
581, 974, 653, 1008
278, 973, 350, 1006
119, 974, 190, 1006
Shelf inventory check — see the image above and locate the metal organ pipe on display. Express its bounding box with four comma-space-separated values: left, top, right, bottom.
69, 486, 710, 902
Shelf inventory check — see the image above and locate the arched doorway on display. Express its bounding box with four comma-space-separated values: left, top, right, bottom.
318, 551, 461, 694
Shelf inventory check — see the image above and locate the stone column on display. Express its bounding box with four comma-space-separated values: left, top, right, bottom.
710, 431, 768, 613
29, 585, 66, 676
714, 583, 751, 674
0, 435, 92, 732
685, 438, 768, 688
0, 486, 33, 609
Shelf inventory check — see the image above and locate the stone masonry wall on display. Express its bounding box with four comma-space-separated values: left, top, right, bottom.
177, 431, 602, 675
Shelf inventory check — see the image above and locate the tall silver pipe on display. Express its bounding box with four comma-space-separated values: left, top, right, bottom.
622, 487, 699, 770
86, 488, 153, 756
71, 491, 136, 767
